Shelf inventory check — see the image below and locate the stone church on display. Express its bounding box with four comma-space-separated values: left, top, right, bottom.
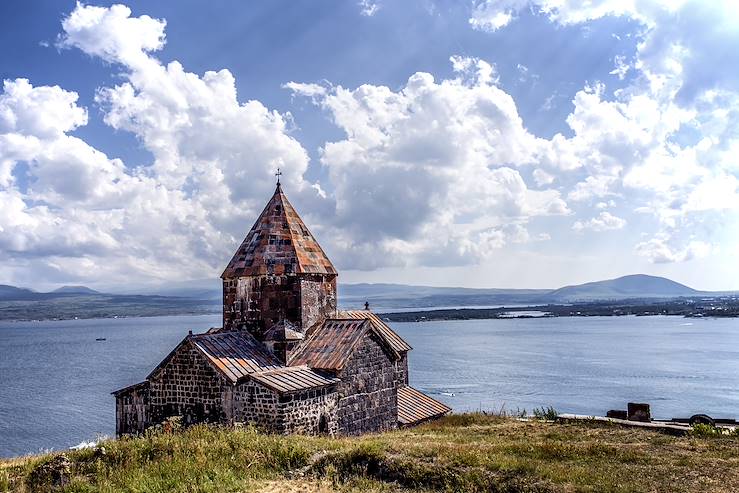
114, 181, 450, 436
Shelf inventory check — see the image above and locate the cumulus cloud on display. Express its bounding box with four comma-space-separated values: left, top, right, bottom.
3, 1, 739, 285
635, 236, 712, 263
469, 0, 739, 267
288, 56, 569, 267
0, 3, 316, 286
58, 3, 166, 68
573, 211, 626, 232
532, 168, 554, 186
469, 0, 528, 32
0, 79, 87, 138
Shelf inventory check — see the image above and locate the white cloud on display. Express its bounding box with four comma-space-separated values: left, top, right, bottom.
609, 55, 630, 80
469, 0, 528, 32
567, 175, 617, 202
469, 0, 681, 33
358, 0, 380, 17
58, 3, 166, 69
532, 168, 554, 186
0, 79, 87, 138
469, 1, 739, 268
635, 236, 712, 263
0, 3, 318, 286
283, 81, 328, 101
4, 1, 739, 285
288, 56, 569, 268
573, 211, 626, 232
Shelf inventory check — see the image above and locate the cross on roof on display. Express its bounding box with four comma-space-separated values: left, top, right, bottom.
275, 168, 282, 185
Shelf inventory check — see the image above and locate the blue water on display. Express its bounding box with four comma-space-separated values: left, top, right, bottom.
1, 315, 738, 457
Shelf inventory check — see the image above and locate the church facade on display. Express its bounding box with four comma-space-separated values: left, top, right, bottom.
114, 182, 450, 436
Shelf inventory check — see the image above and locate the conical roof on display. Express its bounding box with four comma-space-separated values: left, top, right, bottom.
221, 184, 337, 278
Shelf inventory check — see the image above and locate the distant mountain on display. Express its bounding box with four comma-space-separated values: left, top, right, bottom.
339, 275, 709, 309
547, 274, 699, 302
0, 274, 724, 321
339, 283, 552, 310
0, 285, 36, 300
52, 286, 100, 295
130, 278, 222, 300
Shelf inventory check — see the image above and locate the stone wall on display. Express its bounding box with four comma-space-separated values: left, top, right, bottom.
232, 381, 278, 430
115, 381, 150, 436
223, 274, 337, 335
336, 332, 398, 435
233, 381, 339, 435
395, 352, 409, 386
223, 275, 302, 334
148, 343, 227, 426
299, 276, 337, 331
277, 387, 339, 435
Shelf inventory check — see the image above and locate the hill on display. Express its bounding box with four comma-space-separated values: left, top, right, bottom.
548, 274, 699, 301
0, 285, 36, 300
51, 286, 100, 295
339, 274, 708, 309
0, 275, 721, 320
2, 415, 738, 492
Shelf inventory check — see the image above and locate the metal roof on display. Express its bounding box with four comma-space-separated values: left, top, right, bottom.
289, 319, 372, 370
222, 184, 337, 278
397, 386, 451, 426
339, 310, 412, 353
190, 331, 282, 383
148, 331, 282, 384
250, 366, 340, 394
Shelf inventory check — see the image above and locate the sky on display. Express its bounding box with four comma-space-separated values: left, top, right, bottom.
1, 0, 738, 291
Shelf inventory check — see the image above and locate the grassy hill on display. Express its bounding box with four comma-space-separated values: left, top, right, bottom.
2, 414, 738, 492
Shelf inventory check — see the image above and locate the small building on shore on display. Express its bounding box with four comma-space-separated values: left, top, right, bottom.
113, 181, 450, 436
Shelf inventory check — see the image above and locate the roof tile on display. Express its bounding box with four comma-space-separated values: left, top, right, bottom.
222, 185, 337, 278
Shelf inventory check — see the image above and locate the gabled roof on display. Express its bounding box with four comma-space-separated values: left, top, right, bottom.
222, 184, 337, 278
290, 318, 389, 370
397, 386, 451, 426
148, 331, 281, 384
339, 310, 412, 353
250, 366, 340, 394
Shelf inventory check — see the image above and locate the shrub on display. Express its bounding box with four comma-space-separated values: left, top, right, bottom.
691, 423, 721, 437
532, 407, 558, 421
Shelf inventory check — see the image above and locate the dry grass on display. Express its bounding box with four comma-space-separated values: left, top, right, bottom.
2, 414, 738, 493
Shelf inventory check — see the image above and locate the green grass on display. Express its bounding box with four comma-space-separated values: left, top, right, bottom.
2, 415, 739, 492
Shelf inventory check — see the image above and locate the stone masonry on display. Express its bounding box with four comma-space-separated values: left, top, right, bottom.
335, 332, 398, 434
113, 182, 449, 437
148, 344, 228, 426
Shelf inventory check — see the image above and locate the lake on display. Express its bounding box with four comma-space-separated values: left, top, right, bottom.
1, 314, 738, 457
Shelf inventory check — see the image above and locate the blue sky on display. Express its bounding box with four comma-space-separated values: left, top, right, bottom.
1, 1, 738, 291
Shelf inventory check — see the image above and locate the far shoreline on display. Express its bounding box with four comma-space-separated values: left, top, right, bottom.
2, 295, 739, 324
